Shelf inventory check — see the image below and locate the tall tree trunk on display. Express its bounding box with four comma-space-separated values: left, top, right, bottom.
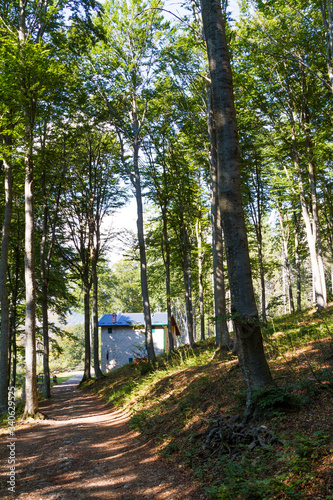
23, 141, 39, 417
290, 123, 326, 310
40, 171, 51, 399
180, 211, 194, 346
207, 86, 230, 349
82, 275, 91, 382
161, 206, 174, 353
200, 0, 274, 397
304, 119, 327, 306
196, 219, 205, 341
254, 164, 267, 323
0, 154, 13, 414
92, 248, 104, 378
293, 212, 302, 311
278, 206, 295, 314
131, 98, 156, 364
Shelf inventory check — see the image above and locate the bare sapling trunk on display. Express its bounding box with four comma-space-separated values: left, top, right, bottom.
200, 0, 274, 400
0, 154, 13, 414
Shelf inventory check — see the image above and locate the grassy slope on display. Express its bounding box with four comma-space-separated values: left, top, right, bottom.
84, 305, 333, 499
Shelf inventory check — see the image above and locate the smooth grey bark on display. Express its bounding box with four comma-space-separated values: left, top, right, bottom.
133, 128, 156, 363
200, 0, 274, 395
40, 171, 51, 399
102, 87, 156, 364
304, 118, 327, 306
161, 206, 174, 353
0, 154, 13, 414
207, 85, 230, 349
82, 275, 92, 381
8, 218, 22, 389
92, 246, 104, 379
19, 0, 39, 420
23, 141, 39, 417
179, 207, 194, 347
248, 164, 267, 323
278, 206, 295, 314
196, 218, 205, 342
290, 121, 326, 310
293, 212, 302, 311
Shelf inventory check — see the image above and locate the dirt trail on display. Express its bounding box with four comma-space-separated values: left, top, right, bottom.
0, 375, 207, 499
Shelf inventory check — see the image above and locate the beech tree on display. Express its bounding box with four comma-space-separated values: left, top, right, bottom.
200, 0, 274, 399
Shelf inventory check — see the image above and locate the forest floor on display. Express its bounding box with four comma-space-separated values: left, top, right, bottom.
81, 305, 333, 499
0, 374, 207, 499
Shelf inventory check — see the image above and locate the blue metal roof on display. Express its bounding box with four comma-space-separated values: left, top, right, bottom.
98, 312, 168, 327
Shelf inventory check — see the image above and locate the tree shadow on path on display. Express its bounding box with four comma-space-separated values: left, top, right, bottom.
0, 374, 207, 499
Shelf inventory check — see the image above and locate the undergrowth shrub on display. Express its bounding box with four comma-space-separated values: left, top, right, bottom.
251, 386, 303, 418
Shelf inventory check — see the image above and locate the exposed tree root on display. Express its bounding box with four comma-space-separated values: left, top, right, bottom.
201, 414, 284, 462
22, 410, 47, 421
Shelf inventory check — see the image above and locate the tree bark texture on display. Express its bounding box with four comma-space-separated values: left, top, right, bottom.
196, 219, 205, 342
278, 207, 295, 314
200, 0, 274, 393
24, 146, 38, 416
180, 209, 194, 347
92, 249, 104, 378
0, 156, 13, 413
161, 207, 174, 353
291, 123, 326, 310
207, 85, 230, 348
40, 172, 51, 399
82, 278, 91, 381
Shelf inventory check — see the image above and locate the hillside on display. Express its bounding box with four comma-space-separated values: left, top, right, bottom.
84, 305, 333, 499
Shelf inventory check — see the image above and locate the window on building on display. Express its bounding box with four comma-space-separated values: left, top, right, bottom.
129, 357, 133, 364
108, 327, 112, 334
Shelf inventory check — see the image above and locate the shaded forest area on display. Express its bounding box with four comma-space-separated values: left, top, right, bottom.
0, 0, 332, 426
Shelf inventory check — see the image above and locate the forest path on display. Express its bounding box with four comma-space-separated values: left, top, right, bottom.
0, 375, 207, 499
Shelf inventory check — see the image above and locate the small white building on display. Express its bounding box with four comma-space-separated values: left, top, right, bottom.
99, 312, 180, 372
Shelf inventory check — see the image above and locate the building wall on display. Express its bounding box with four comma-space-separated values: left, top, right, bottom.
101, 325, 166, 372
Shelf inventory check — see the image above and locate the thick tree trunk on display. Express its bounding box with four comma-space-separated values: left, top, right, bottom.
92, 250, 104, 378
200, 0, 274, 395
207, 86, 230, 349
23, 145, 39, 417
81, 277, 91, 382
40, 173, 51, 399
0, 155, 13, 414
